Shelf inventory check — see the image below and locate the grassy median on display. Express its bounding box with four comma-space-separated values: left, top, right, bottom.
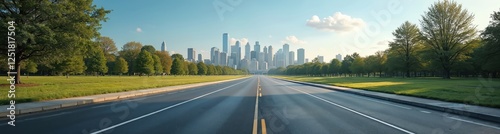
272, 76, 500, 108
0, 75, 247, 105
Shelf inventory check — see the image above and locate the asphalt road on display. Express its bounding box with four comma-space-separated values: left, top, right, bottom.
1, 75, 499, 134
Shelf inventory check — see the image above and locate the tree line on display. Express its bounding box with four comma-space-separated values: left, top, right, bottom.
269, 1, 500, 79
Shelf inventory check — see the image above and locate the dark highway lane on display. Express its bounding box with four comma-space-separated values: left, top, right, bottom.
0, 76, 257, 134
1, 75, 499, 134
259, 76, 500, 134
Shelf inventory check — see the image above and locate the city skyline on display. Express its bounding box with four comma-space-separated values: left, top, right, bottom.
93, 0, 499, 61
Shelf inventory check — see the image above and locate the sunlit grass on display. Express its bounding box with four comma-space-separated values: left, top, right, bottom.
273, 76, 500, 108
0, 75, 246, 105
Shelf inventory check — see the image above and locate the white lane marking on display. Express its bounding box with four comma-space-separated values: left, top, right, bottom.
420, 111, 431, 114
355, 96, 412, 110
269, 78, 414, 134
23, 112, 71, 121
449, 117, 500, 130
91, 78, 250, 134
252, 76, 260, 134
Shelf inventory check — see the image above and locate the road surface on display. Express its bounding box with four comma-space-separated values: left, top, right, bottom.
1, 75, 499, 134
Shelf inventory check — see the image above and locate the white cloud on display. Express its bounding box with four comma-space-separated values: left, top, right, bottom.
282, 36, 307, 45
306, 12, 365, 32
376, 40, 390, 46
230, 38, 249, 45
136, 27, 142, 33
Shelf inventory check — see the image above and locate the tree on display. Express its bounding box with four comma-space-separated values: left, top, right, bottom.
197, 62, 208, 75
119, 42, 143, 75
135, 50, 154, 76
171, 58, 185, 75
329, 59, 341, 76
207, 65, 216, 75
476, 10, 500, 77
390, 21, 422, 77
155, 51, 173, 75
97, 36, 117, 61
114, 57, 128, 76
25, 61, 38, 78
141, 45, 156, 54
420, 0, 477, 79
85, 47, 108, 76
0, 0, 110, 84
152, 54, 163, 75
57, 55, 86, 78
188, 62, 198, 75
350, 57, 365, 77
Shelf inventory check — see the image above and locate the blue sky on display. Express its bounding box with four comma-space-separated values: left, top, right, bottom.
93, 0, 499, 61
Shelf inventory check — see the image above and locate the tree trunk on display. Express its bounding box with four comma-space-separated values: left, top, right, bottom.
15, 61, 21, 84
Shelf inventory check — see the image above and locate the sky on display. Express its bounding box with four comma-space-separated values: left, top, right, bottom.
93, 0, 500, 61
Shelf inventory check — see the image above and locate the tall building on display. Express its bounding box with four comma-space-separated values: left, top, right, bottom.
289, 51, 295, 65
222, 33, 228, 53
187, 48, 196, 62
211, 47, 220, 65
275, 49, 285, 68
297, 48, 305, 65
283, 44, 290, 67
317, 55, 324, 63
263, 46, 268, 63
250, 51, 256, 60
198, 54, 203, 63
220, 52, 227, 66
336, 54, 343, 61
161, 41, 167, 52
267, 45, 273, 67
245, 42, 251, 60
231, 41, 241, 68
254, 41, 261, 60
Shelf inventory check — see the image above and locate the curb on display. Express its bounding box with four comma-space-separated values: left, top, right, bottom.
275, 78, 500, 124
1, 76, 250, 117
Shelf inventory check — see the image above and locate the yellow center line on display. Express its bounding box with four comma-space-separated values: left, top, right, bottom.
261, 119, 267, 134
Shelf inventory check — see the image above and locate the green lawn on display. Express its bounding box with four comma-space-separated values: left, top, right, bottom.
0, 75, 247, 105
272, 76, 500, 108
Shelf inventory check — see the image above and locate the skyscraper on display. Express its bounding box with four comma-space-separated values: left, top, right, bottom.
187, 48, 196, 62
336, 54, 343, 61
198, 54, 203, 63
289, 51, 295, 65
263, 46, 268, 62
297, 48, 305, 65
245, 42, 251, 60
161, 41, 167, 52
211, 47, 220, 65
317, 55, 324, 63
220, 52, 227, 66
283, 44, 290, 67
254, 41, 261, 60
267, 45, 273, 67
223, 33, 228, 53
231, 41, 241, 68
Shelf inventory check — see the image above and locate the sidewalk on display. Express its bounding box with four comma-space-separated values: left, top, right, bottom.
276, 78, 500, 124
0, 77, 249, 117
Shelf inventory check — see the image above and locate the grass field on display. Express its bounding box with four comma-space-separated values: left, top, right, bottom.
272, 76, 500, 108
0, 75, 246, 105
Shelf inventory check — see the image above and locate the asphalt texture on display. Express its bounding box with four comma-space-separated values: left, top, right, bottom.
1, 75, 499, 134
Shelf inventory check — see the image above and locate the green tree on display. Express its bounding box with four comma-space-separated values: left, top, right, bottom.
197, 62, 208, 75
119, 42, 143, 75
97, 36, 117, 61
152, 54, 163, 75
135, 50, 154, 76
420, 0, 477, 79
171, 58, 185, 75
188, 62, 198, 75
155, 51, 173, 75
25, 61, 38, 78
0, 0, 110, 83
476, 10, 500, 77
350, 57, 365, 77
57, 55, 86, 78
85, 47, 108, 76
114, 57, 128, 76
328, 59, 341, 76
141, 45, 156, 54
207, 64, 216, 75
390, 21, 422, 77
